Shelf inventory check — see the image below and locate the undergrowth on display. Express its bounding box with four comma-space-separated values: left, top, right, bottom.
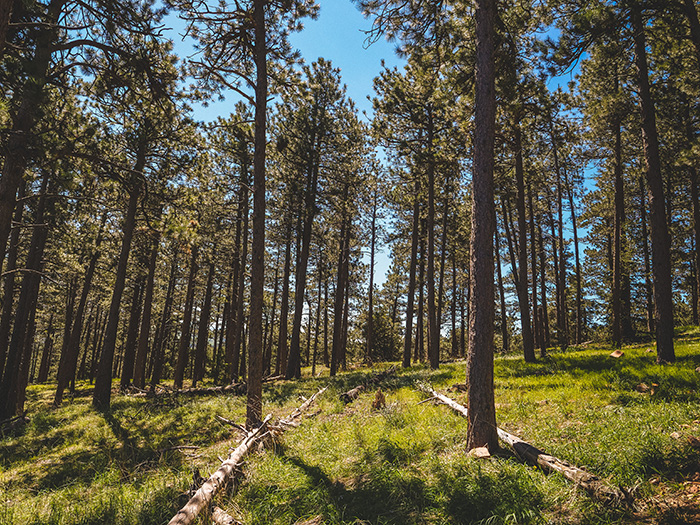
1, 337, 699, 524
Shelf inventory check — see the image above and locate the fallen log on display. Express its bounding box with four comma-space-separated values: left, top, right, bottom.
416, 383, 629, 506
128, 382, 247, 398
339, 365, 397, 404
168, 386, 327, 525
212, 506, 241, 525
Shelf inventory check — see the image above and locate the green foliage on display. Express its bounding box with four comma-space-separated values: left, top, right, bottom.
3, 338, 700, 524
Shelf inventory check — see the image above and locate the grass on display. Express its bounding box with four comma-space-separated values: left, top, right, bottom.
1, 337, 700, 524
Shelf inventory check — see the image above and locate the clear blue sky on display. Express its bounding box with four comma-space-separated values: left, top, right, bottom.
289, 1, 404, 117
174, 1, 405, 124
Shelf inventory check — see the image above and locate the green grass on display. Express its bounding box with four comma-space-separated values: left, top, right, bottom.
2, 338, 700, 524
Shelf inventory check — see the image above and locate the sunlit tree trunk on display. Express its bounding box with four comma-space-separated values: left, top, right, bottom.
466, 0, 499, 452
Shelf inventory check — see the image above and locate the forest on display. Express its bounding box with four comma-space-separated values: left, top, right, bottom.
2, 0, 700, 524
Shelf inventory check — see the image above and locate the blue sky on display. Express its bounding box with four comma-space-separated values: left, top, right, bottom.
173, 1, 405, 124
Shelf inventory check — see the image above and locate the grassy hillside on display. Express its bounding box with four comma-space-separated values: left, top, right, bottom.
2, 336, 700, 524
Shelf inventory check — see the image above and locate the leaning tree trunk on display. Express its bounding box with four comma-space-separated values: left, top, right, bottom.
632, 5, 675, 363
54, 213, 106, 405
466, 0, 499, 452
93, 160, 144, 411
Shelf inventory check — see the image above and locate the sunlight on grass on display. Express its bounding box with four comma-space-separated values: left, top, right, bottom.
2, 339, 699, 524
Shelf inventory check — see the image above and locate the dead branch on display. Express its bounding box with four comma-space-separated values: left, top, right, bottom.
168, 414, 272, 525
167, 386, 328, 525
339, 365, 397, 404
415, 383, 630, 506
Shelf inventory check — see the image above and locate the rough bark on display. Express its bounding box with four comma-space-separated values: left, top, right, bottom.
513, 120, 536, 362
0, 174, 52, 419
0, 0, 63, 281
118, 281, 143, 390
426, 113, 439, 370
330, 195, 350, 377
246, 0, 267, 427
466, 0, 499, 452
133, 233, 159, 388
193, 262, 215, 386
0, 181, 25, 377
632, 5, 675, 363
287, 154, 321, 380
174, 246, 199, 389
93, 155, 145, 410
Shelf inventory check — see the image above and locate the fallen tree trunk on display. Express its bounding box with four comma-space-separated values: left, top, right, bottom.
127, 382, 247, 398
339, 365, 397, 404
416, 383, 629, 506
168, 386, 327, 525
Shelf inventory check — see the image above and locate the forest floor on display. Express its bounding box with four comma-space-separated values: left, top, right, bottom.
2, 333, 700, 525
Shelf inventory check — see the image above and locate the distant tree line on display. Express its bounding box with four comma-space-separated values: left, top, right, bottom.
1, 0, 699, 448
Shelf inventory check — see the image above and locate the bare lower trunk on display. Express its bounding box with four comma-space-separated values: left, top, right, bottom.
403, 180, 420, 368
632, 5, 674, 363
466, 0, 498, 452
246, 0, 267, 426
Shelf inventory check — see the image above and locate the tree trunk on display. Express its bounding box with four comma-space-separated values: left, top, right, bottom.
330, 206, 350, 377
495, 217, 509, 353
0, 0, 62, 281
528, 181, 540, 352
0, 173, 52, 419
247, 0, 267, 427
37, 314, 54, 383
466, 0, 499, 451
416, 232, 426, 362
612, 111, 624, 347
436, 193, 450, 357
366, 191, 377, 363
119, 281, 143, 390
264, 255, 280, 376
129, 234, 159, 388
92, 149, 146, 410
0, 181, 25, 377
150, 247, 178, 388
235, 174, 250, 381
193, 262, 215, 387
403, 179, 421, 368
565, 168, 583, 344
275, 229, 292, 376
513, 120, 536, 362
287, 159, 321, 379
537, 222, 550, 354
54, 213, 106, 404
632, 5, 675, 363
174, 246, 199, 389
551, 121, 569, 350
426, 113, 439, 370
